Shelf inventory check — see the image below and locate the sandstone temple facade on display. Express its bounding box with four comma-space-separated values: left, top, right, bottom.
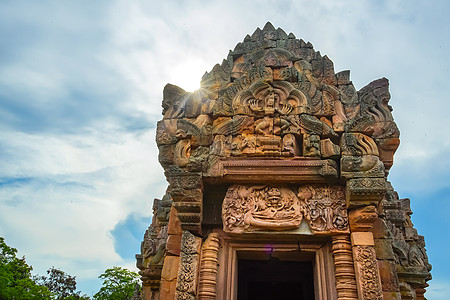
136, 23, 431, 300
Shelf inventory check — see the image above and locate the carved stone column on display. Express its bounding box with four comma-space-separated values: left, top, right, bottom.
349, 206, 383, 300
175, 230, 202, 300
198, 233, 220, 300
331, 235, 358, 300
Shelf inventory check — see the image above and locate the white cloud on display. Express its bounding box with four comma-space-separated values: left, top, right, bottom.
0, 128, 166, 294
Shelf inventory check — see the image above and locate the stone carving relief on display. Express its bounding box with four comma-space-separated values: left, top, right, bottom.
297, 185, 348, 232
378, 184, 431, 298
176, 231, 201, 300
153, 22, 403, 182
136, 196, 171, 293
232, 81, 308, 116
353, 246, 383, 300
223, 184, 348, 234
222, 185, 302, 233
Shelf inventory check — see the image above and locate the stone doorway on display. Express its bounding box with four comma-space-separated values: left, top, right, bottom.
214, 238, 336, 300
237, 259, 315, 300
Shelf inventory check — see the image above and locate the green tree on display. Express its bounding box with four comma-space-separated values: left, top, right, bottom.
93, 266, 140, 300
0, 236, 52, 299
35, 266, 90, 299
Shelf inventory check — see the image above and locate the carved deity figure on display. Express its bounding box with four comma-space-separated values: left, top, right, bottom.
223, 185, 302, 233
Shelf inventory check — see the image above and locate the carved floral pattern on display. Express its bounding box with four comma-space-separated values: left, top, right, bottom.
354, 246, 383, 300
176, 231, 201, 300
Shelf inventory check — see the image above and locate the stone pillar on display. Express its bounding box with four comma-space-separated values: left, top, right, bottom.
160, 206, 183, 300
331, 235, 358, 300
349, 206, 383, 300
175, 230, 202, 300
198, 233, 220, 300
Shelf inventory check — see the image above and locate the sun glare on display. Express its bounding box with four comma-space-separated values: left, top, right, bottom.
172, 59, 208, 92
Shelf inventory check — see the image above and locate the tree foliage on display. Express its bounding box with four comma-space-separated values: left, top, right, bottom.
1, 237, 140, 300
34, 266, 88, 299
0, 236, 52, 299
93, 266, 140, 300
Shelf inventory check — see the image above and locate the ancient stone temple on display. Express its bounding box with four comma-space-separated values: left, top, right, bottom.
136, 23, 431, 300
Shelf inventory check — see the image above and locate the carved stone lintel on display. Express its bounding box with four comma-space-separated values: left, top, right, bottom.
353, 245, 383, 300
176, 231, 202, 300
222, 185, 302, 233
331, 235, 358, 300
198, 233, 220, 300
205, 158, 338, 182
222, 184, 349, 234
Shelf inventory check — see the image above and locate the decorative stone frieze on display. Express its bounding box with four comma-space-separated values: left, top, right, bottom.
222, 184, 349, 234
222, 185, 302, 233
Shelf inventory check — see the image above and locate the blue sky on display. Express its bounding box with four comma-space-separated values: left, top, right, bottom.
0, 0, 449, 297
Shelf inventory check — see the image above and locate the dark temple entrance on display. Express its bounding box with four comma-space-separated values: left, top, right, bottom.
237, 260, 315, 300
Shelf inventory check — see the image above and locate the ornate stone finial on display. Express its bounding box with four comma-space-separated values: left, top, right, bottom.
263, 21, 276, 32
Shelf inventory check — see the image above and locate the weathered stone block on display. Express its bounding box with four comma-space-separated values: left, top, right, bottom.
374, 238, 395, 260
320, 138, 340, 158
372, 218, 392, 239
378, 260, 400, 292
376, 137, 400, 172
161, 255, 180, 281
166, 234, 181, 256
382, 291, 402, 300
167, 207, 182, 236
351, 232, 374, 246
